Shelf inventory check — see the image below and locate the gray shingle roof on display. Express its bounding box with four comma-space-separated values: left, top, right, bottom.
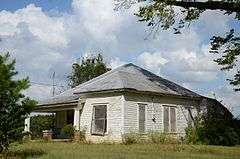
73, 63, 201, 97
38, 63, 201, 106
38, 88, 80, 106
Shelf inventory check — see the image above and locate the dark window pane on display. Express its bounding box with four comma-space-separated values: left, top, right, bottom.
139, 104, 146, 133
170, 107, 176, 132
91, 105, 107, 135
164, 107, 169, 132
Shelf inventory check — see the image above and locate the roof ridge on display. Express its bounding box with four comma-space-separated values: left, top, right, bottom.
73, 63, 132, 90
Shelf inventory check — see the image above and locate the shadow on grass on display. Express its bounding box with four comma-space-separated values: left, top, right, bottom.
1, 148, 46, 159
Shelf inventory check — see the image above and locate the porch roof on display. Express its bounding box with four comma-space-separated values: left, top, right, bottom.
37, 88, 80, 107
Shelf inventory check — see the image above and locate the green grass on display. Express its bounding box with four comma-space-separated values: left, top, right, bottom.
1, 141, 240, 159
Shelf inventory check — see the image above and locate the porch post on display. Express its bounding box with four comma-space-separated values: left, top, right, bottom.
24, 116, 30, 132
74, 109, 80, 131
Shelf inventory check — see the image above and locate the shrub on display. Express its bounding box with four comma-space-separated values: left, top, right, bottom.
149, 132, 179, 144
185, 113, 240, 146
74, 129, 86, 142
61, 124, 75, 139
122, 133, 140, 145
30, 115, 55, 139
149, 132, 167, 144
185, 124, 198, 144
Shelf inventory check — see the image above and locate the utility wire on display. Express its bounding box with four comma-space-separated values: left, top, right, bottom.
30, 81, 65, 88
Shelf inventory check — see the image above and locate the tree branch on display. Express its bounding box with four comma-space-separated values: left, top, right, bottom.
156, 0, 240, 13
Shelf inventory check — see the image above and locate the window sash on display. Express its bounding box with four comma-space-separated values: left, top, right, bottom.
91, 105, 107, 135
163, 106, 176, 133
170, 107, 176, 132
138, 104, 146, 133
164, 107, 169, 132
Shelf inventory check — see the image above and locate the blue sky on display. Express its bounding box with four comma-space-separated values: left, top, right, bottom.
0, 0, 239, 116
0, 0, 72, 12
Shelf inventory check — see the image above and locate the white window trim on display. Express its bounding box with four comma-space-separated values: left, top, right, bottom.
162, 105, 177, 134
91, 104, 108, 136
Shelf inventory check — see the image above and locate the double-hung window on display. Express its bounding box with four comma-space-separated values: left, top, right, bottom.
163, 106, 176, 133
138, 104, 146, 133
91, 105, 107, 135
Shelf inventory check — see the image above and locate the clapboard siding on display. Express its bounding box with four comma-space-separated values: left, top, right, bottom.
80, 93, 124, 142
79, 92, 199, 142
123, 92, 199, 135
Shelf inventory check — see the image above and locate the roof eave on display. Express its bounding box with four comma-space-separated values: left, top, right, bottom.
36, 100, 79, 107
75, 88, 202, 100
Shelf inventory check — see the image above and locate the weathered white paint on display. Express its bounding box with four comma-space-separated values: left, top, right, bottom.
46, 91, 200, 142
123, 92, 199, 135
74, 109, 80, 131
77, 92, 199, 142
80, 93, 124, 142
24, 117, 30, 132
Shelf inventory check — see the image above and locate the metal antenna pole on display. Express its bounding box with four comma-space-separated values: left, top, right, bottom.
52, 72, 55, 96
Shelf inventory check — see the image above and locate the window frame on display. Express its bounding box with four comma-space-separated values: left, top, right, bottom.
138, 103, 147, 134
91, 104, 107, 136
162, 105, 177, 133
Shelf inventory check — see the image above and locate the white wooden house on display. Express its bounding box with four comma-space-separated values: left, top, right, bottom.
26, 63, 230, 142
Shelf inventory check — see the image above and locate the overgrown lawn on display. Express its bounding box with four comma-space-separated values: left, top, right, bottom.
1, 141, 240, 159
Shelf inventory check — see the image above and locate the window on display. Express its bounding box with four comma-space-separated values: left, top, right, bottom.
163, 106, 176, 133
187, 108, 193, 124
91, 105, 107, 135
138, 104, 146, 133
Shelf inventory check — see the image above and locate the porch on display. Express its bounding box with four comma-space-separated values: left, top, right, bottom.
24, 100, 83, 139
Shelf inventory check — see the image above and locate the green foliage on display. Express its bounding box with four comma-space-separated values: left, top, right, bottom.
149, 132, 167, 144
148, 132, 179, 144
185, 124, 199, 144
30, 115, 55, 139
78, 129, 86, 142
3, 142, 240, 159
122, 131, 179, 145
185, 111, 240, 146
74, 129, 86, 142
61, 124, 75, 139
68, 53, 110, 87
210, 29, 240, 91
148, 131, 180, 144
0, 53, 36, 152
122, 132, 140, 145
133, 0, 240, 91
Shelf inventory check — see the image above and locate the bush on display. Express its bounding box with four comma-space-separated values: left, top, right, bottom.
185, 124, 199, 144
122, 133, 140, 145
74, 128, 86, 142
61, 124, 75, 139
149, 132, 179, 144
185, 114, 240, 146
149, 132, 167, 144
30, 115, 55, 139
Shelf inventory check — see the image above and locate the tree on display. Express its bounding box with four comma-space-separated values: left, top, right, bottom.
68, 53, 110, 88
0, 53, 36, 152
185, 100, 240, 146
115, 0, 240, 91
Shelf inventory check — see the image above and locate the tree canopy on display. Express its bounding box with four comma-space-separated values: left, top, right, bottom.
68, 53, 110, 88
0, 53, 36, 152
115, 0, 240, 91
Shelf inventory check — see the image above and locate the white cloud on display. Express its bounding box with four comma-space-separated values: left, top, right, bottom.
0, 0, 239, 115
23, 85, 52, 100
208, 85, 240, 117
137, 52, 168, 75
0, 4, 68, 47
109, 57, 127, 69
